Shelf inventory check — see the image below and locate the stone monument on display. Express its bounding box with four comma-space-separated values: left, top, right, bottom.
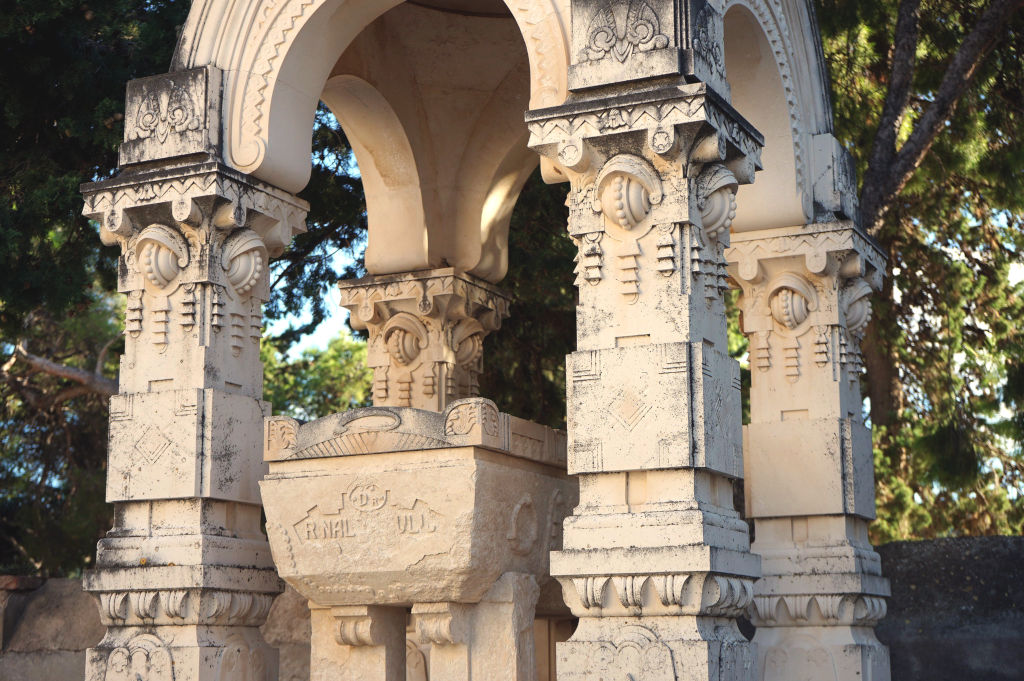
80, 0, 892, 680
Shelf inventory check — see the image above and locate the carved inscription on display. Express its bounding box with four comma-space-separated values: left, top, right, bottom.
293, 482, 441, 547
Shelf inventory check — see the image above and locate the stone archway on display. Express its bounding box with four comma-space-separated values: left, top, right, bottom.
80, 0, 893, 680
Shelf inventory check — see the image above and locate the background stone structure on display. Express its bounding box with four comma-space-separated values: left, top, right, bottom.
2, 537, 1019, 681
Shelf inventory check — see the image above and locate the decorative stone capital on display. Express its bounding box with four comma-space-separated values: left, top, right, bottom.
339, 269, 510, 411
82, 163, 306, 398
726, 222, 885, 398
528, 85, 761, 349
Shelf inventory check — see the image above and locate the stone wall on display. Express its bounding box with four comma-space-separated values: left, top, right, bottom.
875, 536, 1024, 681
1, 536, 1022, 681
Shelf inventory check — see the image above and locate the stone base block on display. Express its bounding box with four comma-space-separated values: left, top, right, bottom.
556, 616, 755, 681
261, 445, 573, 607
754, 626, 890, 681
85, 625, 278, 681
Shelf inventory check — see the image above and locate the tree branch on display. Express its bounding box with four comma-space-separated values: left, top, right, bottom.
12, 342, 117, 396
862, 0, 1024, 233
860, 0, 922, 232
94, 335, 119, 375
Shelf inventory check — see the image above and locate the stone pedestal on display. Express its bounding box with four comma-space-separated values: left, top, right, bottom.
727, 223, 891, 681
527, 42, 765, 678
261, 397, 574, 681
80, 66, 306, 681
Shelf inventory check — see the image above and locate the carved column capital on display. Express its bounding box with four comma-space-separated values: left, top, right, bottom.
726, 222, 884, 389
339, 268, 510, 411
528, 87, 762, 349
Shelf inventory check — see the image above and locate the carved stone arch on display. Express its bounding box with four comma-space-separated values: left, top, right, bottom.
319, 74, 431, 274
720, 0, 853, 230
452, 62, 539, 282
171, 0, 570, 197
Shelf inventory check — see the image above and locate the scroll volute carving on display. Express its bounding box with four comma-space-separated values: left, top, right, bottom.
135, 224, 189, 290
696, 164, 738, 242
453, 319, 485, 368
767, 273, 818, 331
594, 154, 663, 235
842, 279, 873, 337
381, 313, 428, 368
221, 229, 267, 298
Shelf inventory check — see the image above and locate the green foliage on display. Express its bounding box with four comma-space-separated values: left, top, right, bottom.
478, 171, 577, 429
0, 296, 122, 575
819, 0, 1024, 540
0, 0, 190, 336
262, 334, 373, 421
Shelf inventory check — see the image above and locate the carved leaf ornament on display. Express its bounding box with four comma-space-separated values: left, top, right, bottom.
696, 165, 738, 241
843, 279, 873, 336
131, 86, 200, 144
585, 0, 670, 63
595, 154, 663, 234
767, 274, 817, 330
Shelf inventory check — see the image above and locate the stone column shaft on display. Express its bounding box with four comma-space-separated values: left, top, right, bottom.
81, 66, 306, 681
528, 5, 766, 670
309, 605, 407, 681
726, 223, 891, 681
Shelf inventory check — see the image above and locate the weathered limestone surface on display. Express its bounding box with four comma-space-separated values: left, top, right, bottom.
526, 1, 767, 675
6, 538, 1015, 681
728, 223, 891, 681
339, 270, 510, 411
261, 397, 575, 681
80, 65, 305, 681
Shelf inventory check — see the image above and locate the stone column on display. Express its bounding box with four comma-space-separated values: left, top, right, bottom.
309, 605, 407, 681
726, 223, 891, 681
80, 66, 306, 681
526, 3, 765, 674
412, 573, 540, 681
338, 269, 510, 411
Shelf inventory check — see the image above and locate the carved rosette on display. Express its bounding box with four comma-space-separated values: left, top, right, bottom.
339, 269, 510, 412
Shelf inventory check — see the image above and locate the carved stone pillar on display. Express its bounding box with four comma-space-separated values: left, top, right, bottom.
338, 269, 510, 411
309, 605, 407, 681
412, 573, 539, 681
80, 66, 306, 681
726, 223, 891, 681
527, 4, 765, 674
